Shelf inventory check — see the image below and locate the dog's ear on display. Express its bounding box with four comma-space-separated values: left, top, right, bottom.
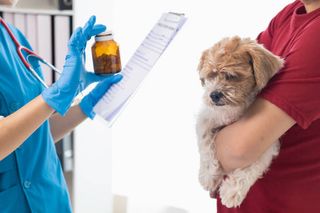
198, 49, 210, 86
247, 42, 284, 90
198, 49, 209, 72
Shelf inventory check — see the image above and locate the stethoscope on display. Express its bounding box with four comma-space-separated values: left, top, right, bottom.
0, 17, 62, 89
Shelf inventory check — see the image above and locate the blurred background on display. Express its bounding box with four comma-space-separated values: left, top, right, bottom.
0, 0, 291, 212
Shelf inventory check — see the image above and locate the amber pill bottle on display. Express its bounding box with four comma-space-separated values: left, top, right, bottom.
91, 31, 122, 74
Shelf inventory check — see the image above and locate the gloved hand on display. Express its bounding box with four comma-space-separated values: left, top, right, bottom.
79, 68, 107, 91
79, 74, 123, 119
41, 16, 106, 115
78, 28, 108, 91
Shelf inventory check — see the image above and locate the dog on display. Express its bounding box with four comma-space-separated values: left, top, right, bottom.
196, 36, 284, 208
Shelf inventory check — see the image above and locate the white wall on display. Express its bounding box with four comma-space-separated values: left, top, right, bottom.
110, 1, 291, 213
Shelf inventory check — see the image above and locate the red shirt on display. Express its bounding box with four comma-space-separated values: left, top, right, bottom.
217, 1, 320, 212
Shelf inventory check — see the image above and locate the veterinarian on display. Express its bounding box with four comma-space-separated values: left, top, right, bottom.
0, 0, 122, 212
213, 0, 320, 212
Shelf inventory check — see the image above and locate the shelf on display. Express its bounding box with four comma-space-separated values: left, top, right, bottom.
0, 6, 73, 16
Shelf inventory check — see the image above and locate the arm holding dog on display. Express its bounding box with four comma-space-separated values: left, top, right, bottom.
215, 16, 320, 173
215, 98, 295, 173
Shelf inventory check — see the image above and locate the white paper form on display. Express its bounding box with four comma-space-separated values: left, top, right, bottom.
93, 12, 187, 125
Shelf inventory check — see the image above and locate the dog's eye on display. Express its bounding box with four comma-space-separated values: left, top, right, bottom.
224, 73, 238, 81
208, 72, 217, 79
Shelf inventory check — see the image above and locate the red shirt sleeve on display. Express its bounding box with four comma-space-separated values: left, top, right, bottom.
256, 0, 301, 49
258, 23, 320, 129
256, 17, 276, 50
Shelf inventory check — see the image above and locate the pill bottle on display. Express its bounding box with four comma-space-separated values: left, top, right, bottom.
91, 30, 122, 74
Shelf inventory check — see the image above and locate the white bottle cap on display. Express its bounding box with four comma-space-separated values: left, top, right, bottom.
95, 30, 114, 41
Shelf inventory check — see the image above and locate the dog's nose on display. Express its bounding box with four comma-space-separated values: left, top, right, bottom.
210, 91, 223, 103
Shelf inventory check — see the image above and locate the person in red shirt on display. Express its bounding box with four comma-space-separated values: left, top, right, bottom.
213, 0, 320, 212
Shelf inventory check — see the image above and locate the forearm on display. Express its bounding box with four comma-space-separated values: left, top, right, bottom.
49, 104, 87, 143
0, 95, 54, 160
215, 122, 269, 173
215, 98, 295, 173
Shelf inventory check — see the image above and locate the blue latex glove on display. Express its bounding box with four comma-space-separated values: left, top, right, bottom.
79, 21, 108, 91
42, 16, 106, 115
79, 74, 123, 119
79, 68, 107, 91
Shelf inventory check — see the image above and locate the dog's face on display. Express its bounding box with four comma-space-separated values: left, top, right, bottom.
198, 36, 283, 108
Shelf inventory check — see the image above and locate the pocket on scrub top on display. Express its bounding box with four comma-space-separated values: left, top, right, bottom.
0, 169, 19, 193
0, 184, 21, 211
0, 154, 19, 192
0, 153, 17, 173
0, 184, 19, 199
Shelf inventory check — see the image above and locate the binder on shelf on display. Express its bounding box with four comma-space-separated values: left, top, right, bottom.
26, 14, 38, 53
2, 12, 14, 26
53, 15, 71, 81
36, 15, 53, 85
13, 13, 26, 35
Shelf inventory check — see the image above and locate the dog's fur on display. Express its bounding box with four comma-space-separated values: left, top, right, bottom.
196, 36, 284, 208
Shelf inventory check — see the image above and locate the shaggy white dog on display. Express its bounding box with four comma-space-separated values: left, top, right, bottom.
196, 36, 283, 207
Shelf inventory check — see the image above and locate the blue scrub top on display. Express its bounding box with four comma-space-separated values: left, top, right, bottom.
0, 22, 72, 212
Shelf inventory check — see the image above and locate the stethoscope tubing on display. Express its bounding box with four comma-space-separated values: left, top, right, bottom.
0, 17, 62, 88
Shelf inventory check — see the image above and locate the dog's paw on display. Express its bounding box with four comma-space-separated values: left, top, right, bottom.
198, 156, 223, 192
219, 177, 246, 208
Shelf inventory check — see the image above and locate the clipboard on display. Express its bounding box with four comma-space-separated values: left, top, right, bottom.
93, 12, 187, 126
